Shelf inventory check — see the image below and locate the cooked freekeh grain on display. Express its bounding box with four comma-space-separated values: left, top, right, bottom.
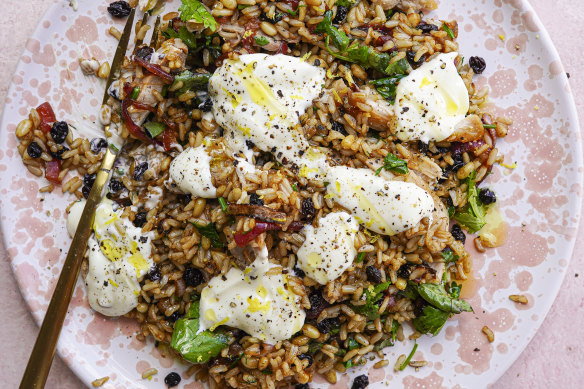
14, 0, 511, 387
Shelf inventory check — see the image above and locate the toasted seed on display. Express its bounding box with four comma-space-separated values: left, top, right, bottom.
109, 26, 122, 40
91, 376, 110, 387
302, 324, 320, 339
394, 354, 406, 371
482, 326, 495, 342
141, 368, 158, 379
97, 62, 110, 79
509, 294, 528, 304
409, 360, 427, 367
16, 119, 33, 138
374, 359, 389, 368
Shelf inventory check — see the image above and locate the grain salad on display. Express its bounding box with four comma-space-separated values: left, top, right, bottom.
14, 0, 512, 387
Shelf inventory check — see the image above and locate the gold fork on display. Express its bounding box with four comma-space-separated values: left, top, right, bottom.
18, 10, 142, 389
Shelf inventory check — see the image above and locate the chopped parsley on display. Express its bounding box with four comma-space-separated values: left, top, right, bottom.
441, 248, 459, 264
351, 281, 391, 319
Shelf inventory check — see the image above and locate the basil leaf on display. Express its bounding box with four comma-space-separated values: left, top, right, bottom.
170, 318, 230, 364
179, 0, 218, 32
173, 70, 212, 94
143, 122, 166, 138
375, 153, 408, 175
191, 222, 223, 248
417, 283, 472, 314
254, 36, 269, 46
369, 74, 406, 104
412, 305, 451, 336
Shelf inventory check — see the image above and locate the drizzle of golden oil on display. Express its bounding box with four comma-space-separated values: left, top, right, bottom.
479, 204, 508, 248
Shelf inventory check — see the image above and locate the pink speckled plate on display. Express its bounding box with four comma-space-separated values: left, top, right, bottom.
0, 0, 581, 388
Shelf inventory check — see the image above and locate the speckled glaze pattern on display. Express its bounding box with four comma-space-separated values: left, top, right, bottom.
0, 0, 581, 388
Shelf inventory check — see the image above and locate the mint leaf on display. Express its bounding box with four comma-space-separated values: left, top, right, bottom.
335, 0, 356, 6
412, 306, 451, 336
179, 0, 218, 32
417, 283, 472, 314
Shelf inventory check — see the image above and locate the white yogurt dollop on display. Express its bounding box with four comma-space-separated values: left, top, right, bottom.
326, 166, 434, 235
297, 212, 358, 284
394, 52, 469, 142
209, 53, 327, 179
67, 199, 154, 316
199, 247, 305, 344
169, 145, 217, 198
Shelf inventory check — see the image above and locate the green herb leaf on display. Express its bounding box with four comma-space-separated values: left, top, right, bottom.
483, 124, 497, 129
369, 74, 407, 104
373, 337, 394, 352
417, 283, 472, 314
347, 337, 360, 350
412, 305, 450, 335
441, 248, 459, 264
254, 36, 269, 46
335, 0, 356, 7
218, 197, 228, 213
186, 300, 200, 319
442, 23, 455, 39
178, 25, 198, 48
454, 171, 488, 233
191, 222, 223, 248
170, 318, 230, 364
351, 281, 391, 319
447, 282, 461, 299
399, 342, 418, 370
179, 0, 218, 32
173, 69, 212, 94
447, 206, 455, 218
237, 4, 251, 9
315, 11, 350, 51
291, 183, 298, 192
308, 342, 324, 354
375, 153, 408, 176
131, 87, 140, 99
384, 58, 409, 76
143, 122, 166, 138
355, 252, 366, 263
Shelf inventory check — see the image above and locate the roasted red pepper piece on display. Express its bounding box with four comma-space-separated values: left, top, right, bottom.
133, 56, 174, 83
121, 98, 151, 142
45, 160, 61, 184
233, 221, 304, 247
36, 102, 56, 133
